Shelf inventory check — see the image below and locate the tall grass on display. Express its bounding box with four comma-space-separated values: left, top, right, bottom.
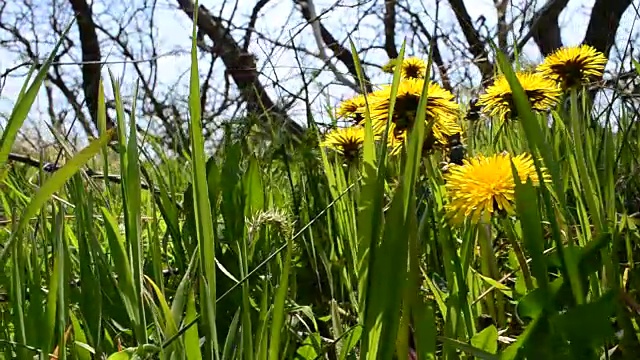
2, 12, 640, 360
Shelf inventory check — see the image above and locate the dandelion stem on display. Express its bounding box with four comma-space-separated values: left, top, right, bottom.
502, 218, 535, 291
477, 221, 505, 327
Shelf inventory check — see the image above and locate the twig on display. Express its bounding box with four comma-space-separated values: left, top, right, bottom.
6, 152, 158, 192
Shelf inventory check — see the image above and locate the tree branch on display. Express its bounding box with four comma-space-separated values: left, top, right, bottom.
494, 0, 509, 54
243, 0, 271, 52
384, 0, 398, 59
68, 0, 114, 130
582, 0, 632, 58
446, 0, 493, 82
528, 0, 568, 56
294, 0, 373, 93
400, 4, 452, 91
175, 0, 304, 137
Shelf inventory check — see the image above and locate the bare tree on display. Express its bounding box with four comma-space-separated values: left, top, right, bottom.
0, 0, 637, 150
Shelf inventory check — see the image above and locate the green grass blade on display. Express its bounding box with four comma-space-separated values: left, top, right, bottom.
221, 309, 241, 360
9, 247, 27, 358
54, 207, 68, 360
361, 187, 409, 359
356, 40, 407, 328
170, 248, 199, 333
268, 235, 293, 359
108, 71, 148, 346
493, 47, 583, 305
0, 129, 115, 266
437, 336, 499, 360
188, 2, 219, 357
0, 21, 74, 179
101, 207, 140, 339
97, 80, 111, 200
145, 275, 183, 354
185, 289, 203, 360
126, 83, 147, 343
512, 167, 548, 291
70, 311, 93, 360
69, 174, 104, 354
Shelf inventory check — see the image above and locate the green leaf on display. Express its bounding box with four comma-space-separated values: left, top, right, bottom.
512, 171, 548, 292
296, 333, 321, 359
54, 207, 68, 360
145, 275, 183, 354
221, 309, 241, 360
170, 249, 199, 334
339, 326, 362, 360
106, 345, 160, 360
359, 40, 407, 360
244, 156, 265, 217
68, 175, 103, 353
412, 290, 436, 360
438, 336, 499, 360
554, 290, 616, 346
107, 350, 135, 360
632, 58, 640, 76
362, 182, 410, 359
10, 245, 28, 358
516, 278, 563, 321
471, 325, 498, 355
473, 270, 514, 299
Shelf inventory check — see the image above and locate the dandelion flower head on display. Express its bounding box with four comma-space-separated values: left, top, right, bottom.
321, 126, 374, 161
477, 72, 562, 122
336, 94, 368, 123
382, 57, 427, 79
367, 78, 461, 150
444, 152, 549, 224
537, 45, 607, 89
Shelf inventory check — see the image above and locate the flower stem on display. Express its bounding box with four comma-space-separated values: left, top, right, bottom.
502, 218, 535, 291
478, 221, 505, 327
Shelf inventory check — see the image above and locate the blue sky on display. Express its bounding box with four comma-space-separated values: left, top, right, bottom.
0, 0, 638, 142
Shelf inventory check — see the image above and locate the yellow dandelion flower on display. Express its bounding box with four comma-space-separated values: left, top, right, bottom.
370, 119, 391, 134
477, 72, 562, 122
321, 126, 368, 160
367, 78, 461, 150
401, 57, 427, 79
388, 137, 404, 156
382, 57, 427, 79
352, 119, 403, 155
321, 125, 386, 160
429, 116, 464, 151
537, 45, 607, 89
336, 94, 367, 123
444, 152, 550, 224
382, 124, 465, 157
